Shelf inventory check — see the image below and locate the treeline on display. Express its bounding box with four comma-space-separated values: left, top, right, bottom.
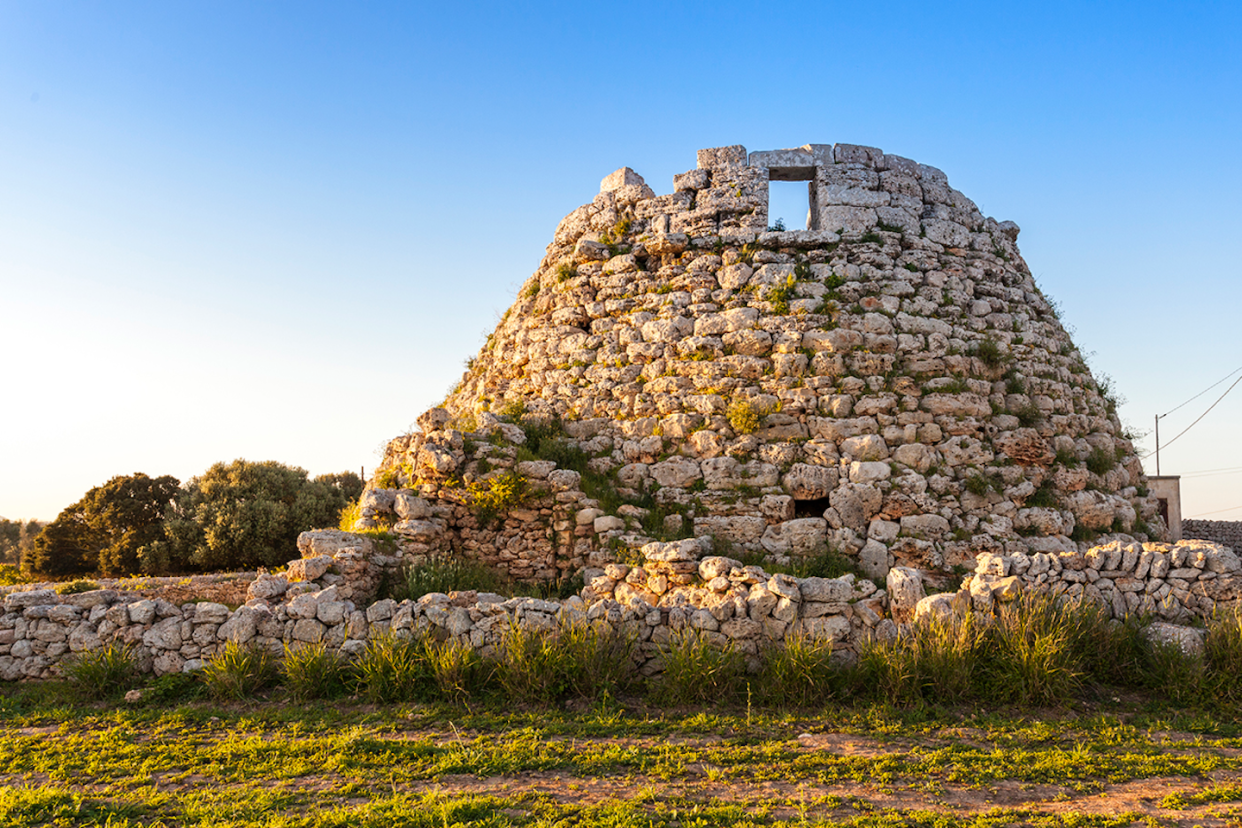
22, 460, 362, 579
0, 519, 44, 565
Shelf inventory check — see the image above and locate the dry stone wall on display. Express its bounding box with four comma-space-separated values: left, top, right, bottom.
1183, 519, 1242, 551
922, 538, 1242, 625
0, 533, 890, 681
368, 142, 1160, 588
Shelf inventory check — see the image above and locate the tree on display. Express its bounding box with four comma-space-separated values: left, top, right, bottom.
160, 460, 353, 572
0, 519, 43, 565
25, 474, 179, 577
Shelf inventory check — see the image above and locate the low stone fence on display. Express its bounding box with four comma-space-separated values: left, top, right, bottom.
0, 535, 894, 681
927, 538, 1241, 624
5, 532, 1236, 683
1183, 520, 1242, 552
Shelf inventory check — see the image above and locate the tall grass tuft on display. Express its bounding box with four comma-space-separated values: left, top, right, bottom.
1204, 609, 1242, 707
281, 642, 351, 701
557, 621, 638, 699
490, 623, 571, 706
854, 613, 982, 705
61, 640, 138, 700
425, 638, 488, 702
654, 628, 746, 705
201, 642, 279, 700
392, 556, 513, 601
757, 633, 840, 707
352, 632, 432, 703
980, 594, 1089, 705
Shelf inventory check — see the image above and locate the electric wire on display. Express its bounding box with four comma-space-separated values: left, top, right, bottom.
1159, 364, 1242, 419
1188, 503, 1242, 518
1141, 370, 1242, 459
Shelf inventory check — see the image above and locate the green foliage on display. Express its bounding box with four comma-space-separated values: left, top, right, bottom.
964, 474, 993, 496
392, 555, 514, 601
55, 579, 100, 595
654, 628, 747, 705
554, 261, 577, 282
0, 564, 23, 586
161, 460, 353, 573
854, 614, 983, 704
557, 621, 638, 699
352, 632, 433, 703
61, 641, 138, 700
465, 470, 528, 526
725, 398, 768, 435
767, 217, 786, 231
756, 634, 839, 707
1204, 608, 1242, 706
1013, 401, 1043, 427
27, 473, 180, 578
765, 274, 797, 314
425, 637, 488, 702
280, 642, 351, 701
491, 623, 571, 706
1086, 446, 1117, 475
973, 337, 1006, 369
201, 642, 279, 700
337, 498, 363, 531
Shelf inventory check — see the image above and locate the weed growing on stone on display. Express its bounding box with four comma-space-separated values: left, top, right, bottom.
280, 642, 351, 702
61, 640, 138, 701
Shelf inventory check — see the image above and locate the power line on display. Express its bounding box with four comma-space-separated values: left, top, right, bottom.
1188, 503, 1242, 518
1146, 371, 1242, 465
1160, 364, 1242, 419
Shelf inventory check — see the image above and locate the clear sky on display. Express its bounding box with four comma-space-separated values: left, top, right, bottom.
2, 1, 1240, 523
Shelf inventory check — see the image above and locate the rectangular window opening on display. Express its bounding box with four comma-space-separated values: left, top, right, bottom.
767, 179, 812, 231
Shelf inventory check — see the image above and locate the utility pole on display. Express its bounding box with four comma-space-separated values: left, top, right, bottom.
1154, 414, 1161, 475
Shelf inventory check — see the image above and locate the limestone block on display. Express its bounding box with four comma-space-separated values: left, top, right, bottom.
760, 519, 828, 557
799, 577, 852, 603
797, 615, 851, 643
892, 443, 936, 473
886, 567, 925, 622
818, 206, 876, 234
288, 555, 334, 583
650, 456, 702, 489
218, 608, 260, 644
840, 435, 889, 462
594, 515, 624, 533
697, 145, 748, 169
143, 618, 184, 651
782, 463, 839, 500
1144, 622, 1205, 657
849, 461, 891, 484
4, 590, 55, 612
128, 600, 157, 626
194, 602, 230, 625
673, 169, 709, 191
248, 573, 288, 602
600, 167, 646, 192
899, 514, 950, 540
394, 493, 432, 520
292, 619, 325, 644
694, 516, 767, 545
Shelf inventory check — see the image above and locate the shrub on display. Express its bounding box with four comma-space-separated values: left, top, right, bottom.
1085, 447, 1116, 475
974, 338, 1006, 369
62, 641, 138, 700
392, 555, 513, 601
0, 564, 23, 586
465, 470, 528, 526
979, 595, 1088, 705
353, 632, 432, 703
757, 634, 839, 707
201, 642, 279, 700
654, 628, 746, 705
766, 274, 797, 315
55, 579, 101, 595
964, 474, 992, 496
726, 398, 770, 435
281, 642, 351, 701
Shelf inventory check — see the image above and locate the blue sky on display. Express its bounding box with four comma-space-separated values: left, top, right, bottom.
2, 1, 1240, 522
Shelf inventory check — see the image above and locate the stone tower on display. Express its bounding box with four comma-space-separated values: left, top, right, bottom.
362, 143, 1161, 585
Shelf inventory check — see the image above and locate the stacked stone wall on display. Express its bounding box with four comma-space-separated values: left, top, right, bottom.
1183, 519, 1242, 552
931, 538, 1242, 625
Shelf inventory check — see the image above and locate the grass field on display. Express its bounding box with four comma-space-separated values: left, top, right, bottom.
3, 675, 1242, 828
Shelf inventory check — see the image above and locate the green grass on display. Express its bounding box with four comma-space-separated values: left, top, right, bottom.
61, 640, 139, 701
